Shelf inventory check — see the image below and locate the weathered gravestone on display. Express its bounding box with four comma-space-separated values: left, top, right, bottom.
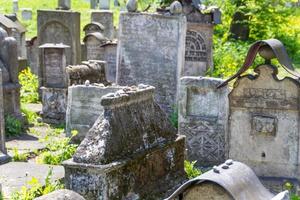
37, 10, 81, 68
63, 86, 186, 200
178, 76, 229, 167
91, 11, 114, 39
12, 0, 18, 13
83, 22, 105, 36
90, 0, 99, 9
0, 27, 22, 119
181, 1, 221, 76
117, 12, 187, 115
99, 0, 110, 10
39, 43, 69, 124
166, 160, 289, 200
66, 84, 123, 143
26, 37, 39, 76
57, 0, 71, 10
100, 42, 117, 83
83, 32, 107, 61
21, 8, 32, 21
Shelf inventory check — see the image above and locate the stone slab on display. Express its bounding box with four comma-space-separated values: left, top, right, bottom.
0, 162, 64, 198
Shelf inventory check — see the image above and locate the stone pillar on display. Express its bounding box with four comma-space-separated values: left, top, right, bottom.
63, 86, 186, 199
178, 76, 229, 167
66, 84, 124, 143
39, 43, 69, 124
91, 11, 114, 39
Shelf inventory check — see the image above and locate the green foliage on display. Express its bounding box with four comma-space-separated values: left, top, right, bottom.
291, 195, 300, 200
19, 68, 39, 104
12, 148, 29, 162
184, 160, 202, 179
37, 136, 78, 165
21, 105, 41, 126
0, 191, 3, 200
170, 107, 178, 129
5, 115, 22, 137
11, 168, 63, 200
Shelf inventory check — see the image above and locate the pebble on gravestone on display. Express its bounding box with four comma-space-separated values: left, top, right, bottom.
21, 8, 33, 21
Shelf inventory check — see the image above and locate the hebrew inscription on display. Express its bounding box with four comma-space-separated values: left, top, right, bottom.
252, 115, 277, 136
185, 30, 207, 62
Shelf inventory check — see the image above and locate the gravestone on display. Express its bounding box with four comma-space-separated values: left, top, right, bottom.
117, 12, 187, 115
99, 0, 110, 10
26, 36, 39, 75
39, 43, 69, 88
63, 85, 186, 199
166, 160, 288, 200
91, 11, 114, 39
83, 32, 107, 61
83, 22, 105, 35
39, 43, 69, 124
90, 0, 99, 9
100, 41, 117, 82
21, 8, 32, 21
0, 27, 22, 119
57, 0, 71, 10
66, 84, 123, 143
229, 64, 300, 180
12, 0, 18, 13
37, 10, 81, 68
181, 2, 221, 76
178, 76, 229, 167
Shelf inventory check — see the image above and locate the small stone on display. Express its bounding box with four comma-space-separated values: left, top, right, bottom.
138, 84, 148, 89
221, 165, 229, 169
170, 1, 182, 15
225, 159, 233, 166
213, 166, 220, 173
106, 93, 115, 98
85, 80, 90, 86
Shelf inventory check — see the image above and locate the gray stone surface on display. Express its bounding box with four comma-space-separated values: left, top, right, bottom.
41, 87, 67, 124
99, 0, 110, 10
57, 0, 71, 10
117, 12, 187, 115
37, 10, 81, 68
83, 32, 107, 61
229, 64, 300, 179
66, 84, 123, 142
26, 37, 39, 76
34, 189, 85, 200
64, 86, 186, 199
178, 76, 229, 167
13, 0, 18, 13
83, 22, 105, 36
101, 42, 117, 82
0, 162, 64, 198
91, 11, 114, 39
21, 8, 32, 20
0, 69, 6, 157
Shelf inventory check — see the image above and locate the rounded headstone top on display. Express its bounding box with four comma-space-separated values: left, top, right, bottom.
170, 1, 183, 15
126, 0, 137, 12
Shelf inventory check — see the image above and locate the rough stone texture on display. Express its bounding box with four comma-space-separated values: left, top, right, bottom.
66, 84, 123, 143
41, 87, 67, 124
229, 64, 300, 179
0, 27, 22, 119
66, 60, 109, 86
178, 76, 229, 167
63, 86, 186, 200
117, 12, 186, 115
21, 8, 32, 21
39, 43, 69, 88
26, 37, 39, 75
37, 10, 81, 67
34, 189, 85, 200
0, 162, 64, 198
83, 32, 107, 61
91, 11, 114, 40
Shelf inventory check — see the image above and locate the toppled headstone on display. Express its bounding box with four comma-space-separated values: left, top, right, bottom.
21, 8, 32, 21
91, 11, 114, 40
117, 12, 187, 115
166, 160, 288, 200
66, 60, 109, 86
63, 85, 186, 199
66, 84, 124, 143
34, 189, 85, 200
178, 76, 229, 167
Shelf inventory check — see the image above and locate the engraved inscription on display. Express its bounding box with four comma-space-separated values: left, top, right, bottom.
252, 115, 277, 136
44, 49, 65, 87
185, 30, 207, 62
243, 88, 286, 100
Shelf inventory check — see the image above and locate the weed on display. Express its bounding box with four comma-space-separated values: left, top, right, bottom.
184, 160, 202, 179
5, 115, 22, 137
12, 148, 29, 162
19, 68, 39, 104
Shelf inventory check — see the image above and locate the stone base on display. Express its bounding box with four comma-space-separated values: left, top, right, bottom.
41, 87, 67, 125
63, 136, 186, 200
0, 152, 11, 165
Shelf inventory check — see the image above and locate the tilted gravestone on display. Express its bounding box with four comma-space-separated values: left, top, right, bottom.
37, 10, 81, 68
0, 27, 22, 119
63, 86, 186, 200
229, 64, 300, 180
117, 12, 187, 115
178, 76, 229, 167
66, 84, 123, 143
91, 11, 114, 39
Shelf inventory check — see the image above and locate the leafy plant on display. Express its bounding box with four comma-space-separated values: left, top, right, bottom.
12, 148, 29, 162
19, 68, 39, 104
11, 168, 63, 200
5, 115, 22, 137
291, 195, 300, 200
184, 160, 202, 179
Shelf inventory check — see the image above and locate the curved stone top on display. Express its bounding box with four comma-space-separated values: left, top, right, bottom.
83, 22, 105, 32
39, 43, 70, 49
165, 160, 275, 200
83, 32, 108, 43
100, 85, 155, 107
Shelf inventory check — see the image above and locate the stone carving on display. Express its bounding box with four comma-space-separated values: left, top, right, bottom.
66, 84, 123, 143
63, 86, 186, 199
117, 12, 187, 115
178, 76, 229, 166
91, 11, 114, 40
185, 30, 207, 62
66, 60, 109, 86
229, 64, 300, 180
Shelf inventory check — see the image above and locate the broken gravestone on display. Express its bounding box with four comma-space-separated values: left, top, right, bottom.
63, 85, 186, 199
117, 12, 186, 115
178, 76, 229, 167
66, 84, 123, 143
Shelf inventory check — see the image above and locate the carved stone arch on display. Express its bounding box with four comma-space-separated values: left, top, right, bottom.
185, 30, 207, 62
